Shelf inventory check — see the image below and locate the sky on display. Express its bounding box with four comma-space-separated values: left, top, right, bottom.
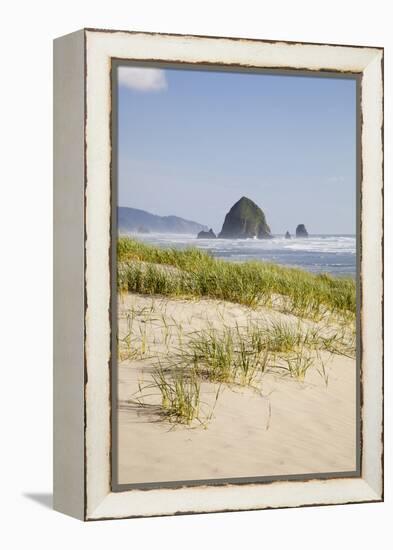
117, 65, 357, 235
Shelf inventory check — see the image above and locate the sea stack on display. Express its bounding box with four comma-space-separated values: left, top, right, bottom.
296, 224, 309, 238
218, 197, 272, 239
197, 228, 216, 239
285, 231, 291, 239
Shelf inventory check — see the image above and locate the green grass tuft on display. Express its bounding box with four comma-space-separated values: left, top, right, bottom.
131, 364, 220, 427
118, 238, 356, 320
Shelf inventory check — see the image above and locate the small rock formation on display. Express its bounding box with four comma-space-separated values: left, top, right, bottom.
218, 197, 272, 239
296, 224, 309, 238
285, 231, 291, 239
137, 225, 150, 234
197, 228, 216, 239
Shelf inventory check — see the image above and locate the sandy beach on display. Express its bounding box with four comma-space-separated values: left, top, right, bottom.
116, 292, 357, 485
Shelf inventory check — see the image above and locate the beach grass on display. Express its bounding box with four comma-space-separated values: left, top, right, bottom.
175, 320, 353, 388
120, 302, 355, 418
131, 364, 220, 426
118, 238, 356, 426
118, 237, 355, 320
247, 320, 355, 358
151, 366, 201, 425
186, 326, 268, 387
280, 349, 314, 381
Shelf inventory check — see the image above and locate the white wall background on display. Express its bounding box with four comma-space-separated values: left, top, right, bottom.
0, 1, 391, 548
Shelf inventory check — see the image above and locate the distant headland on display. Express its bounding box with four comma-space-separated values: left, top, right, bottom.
118, 206, 207, 235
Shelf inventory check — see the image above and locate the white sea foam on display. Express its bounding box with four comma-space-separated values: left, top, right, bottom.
129, 233, 355, 254
121, 232, 356, 276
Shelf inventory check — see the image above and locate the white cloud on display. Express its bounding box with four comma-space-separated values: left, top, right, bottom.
118, 66, 167, 92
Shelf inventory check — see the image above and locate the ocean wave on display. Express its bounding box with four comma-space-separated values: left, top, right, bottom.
122, 232, 356, 276
132, 234, 355, 254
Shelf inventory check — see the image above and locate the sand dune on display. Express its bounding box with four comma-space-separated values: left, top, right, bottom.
116, 294, 357, 485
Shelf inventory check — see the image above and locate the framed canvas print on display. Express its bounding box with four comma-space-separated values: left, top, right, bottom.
53, 28, 384, 520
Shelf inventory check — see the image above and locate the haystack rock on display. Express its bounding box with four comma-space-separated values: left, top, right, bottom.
218, 197, 272, 239
296, 224, 309, 238
197, 228, 216, 239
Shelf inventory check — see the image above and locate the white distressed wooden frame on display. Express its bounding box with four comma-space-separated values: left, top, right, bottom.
53, 28, 383, 521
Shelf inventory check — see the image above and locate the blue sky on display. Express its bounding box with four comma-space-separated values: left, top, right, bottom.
117, 65, 357, 234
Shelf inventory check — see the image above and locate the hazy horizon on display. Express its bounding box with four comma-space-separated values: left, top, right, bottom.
117, 203, 355, 236
117, 65, 357, 235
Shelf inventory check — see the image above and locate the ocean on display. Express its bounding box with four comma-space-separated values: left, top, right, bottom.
122, 233, 357, 277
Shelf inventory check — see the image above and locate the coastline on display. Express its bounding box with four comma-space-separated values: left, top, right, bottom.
120, 232, 357, 277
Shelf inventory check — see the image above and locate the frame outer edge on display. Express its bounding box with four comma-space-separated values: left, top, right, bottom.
53, 29, 86, 521
83, 30, 384, 520
360, 50, 384, 499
